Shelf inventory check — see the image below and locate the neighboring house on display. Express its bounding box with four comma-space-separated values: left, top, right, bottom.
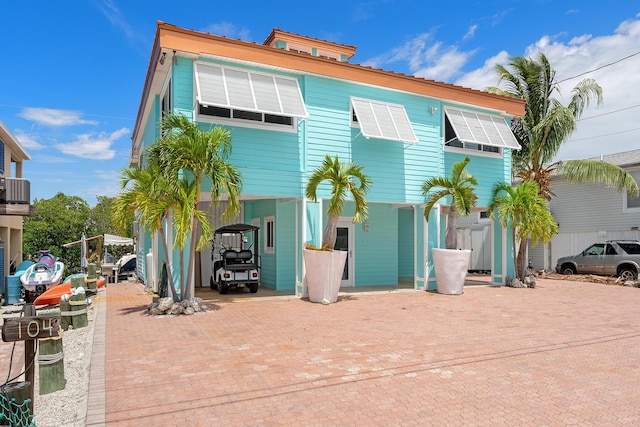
130, 22, 525, 295
0, 120, 33, 293
529, 149, 640, 270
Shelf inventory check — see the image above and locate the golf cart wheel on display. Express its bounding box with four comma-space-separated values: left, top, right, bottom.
209, 276, 216, 290
219, 280, 228, 294
249, 283, 259, 293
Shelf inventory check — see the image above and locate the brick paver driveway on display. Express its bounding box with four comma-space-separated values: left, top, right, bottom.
102, 279, 640, 426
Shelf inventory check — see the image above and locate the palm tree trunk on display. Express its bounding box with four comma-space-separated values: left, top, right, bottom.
179, 249, 185, 301
158, 224, 177, 301
445, 206, 458, 249
322, 215, 339, 249
516, 239, 528, 280
184, 214, 198, 301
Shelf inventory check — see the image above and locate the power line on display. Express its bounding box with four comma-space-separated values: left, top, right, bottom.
569, 127, 640, 142
578, 104, 640, 121
557, 51, 640, 83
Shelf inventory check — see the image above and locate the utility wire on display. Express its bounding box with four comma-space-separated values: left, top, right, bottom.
569, 127, 640, 142
577, 104, 640, 121
557, 51, 640, 83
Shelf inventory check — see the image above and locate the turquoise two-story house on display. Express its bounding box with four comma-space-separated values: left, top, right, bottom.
130, 22, 525, 296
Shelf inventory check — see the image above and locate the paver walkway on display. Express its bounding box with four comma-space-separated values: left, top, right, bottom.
93, 278, 640, 426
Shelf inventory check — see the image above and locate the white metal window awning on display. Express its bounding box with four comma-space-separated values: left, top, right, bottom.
444, 107, 521, 150
194, 62, 309, 118
351, 97, 418, 144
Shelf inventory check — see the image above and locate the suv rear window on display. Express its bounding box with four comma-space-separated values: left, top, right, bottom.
618, 243, 640, 254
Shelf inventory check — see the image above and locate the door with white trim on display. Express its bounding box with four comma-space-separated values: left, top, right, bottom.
336, 218, 354, 287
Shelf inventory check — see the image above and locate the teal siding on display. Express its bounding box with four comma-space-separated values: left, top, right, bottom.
245, 199, 297, 291
139, 56, 518, 295
444, 152, 509, 207
275, 200, 296, 290
246, 200, 277, 288
302, 75, 441, 204
398, 209, 414, 277
319, 202, 398, 286
173, 58, 193, 118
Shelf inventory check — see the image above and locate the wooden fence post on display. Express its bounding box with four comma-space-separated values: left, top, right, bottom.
86, 263, 97, 291
70, 277, 88, 329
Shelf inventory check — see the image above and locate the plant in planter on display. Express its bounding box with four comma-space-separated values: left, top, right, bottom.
304, 154, 372, 303
422, 156, 478, 294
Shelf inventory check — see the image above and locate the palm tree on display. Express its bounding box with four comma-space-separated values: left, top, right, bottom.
112, 164, 178, 300
488, 180, 558, 280
422, 156, 478, 249
486, 53, 638, 200
150, 113, 243, 300
305, 154, 372, 249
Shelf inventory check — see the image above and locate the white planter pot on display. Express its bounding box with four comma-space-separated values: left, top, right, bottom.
432, 248, 471, 295
302, 249, 348, 304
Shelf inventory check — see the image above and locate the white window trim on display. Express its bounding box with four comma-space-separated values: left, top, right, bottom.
264, 216, 275, 254
623, 190, 640, 213
443, 144, 503, 159
478, 211, 491, 223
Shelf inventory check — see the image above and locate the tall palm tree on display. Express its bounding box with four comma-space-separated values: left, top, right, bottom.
488, 180, 558, 280
112, 164, 178, 300
486, 53, 638, 200
305, 154, 372, 249
422, 156, 478, 250
150, 113, 243, 300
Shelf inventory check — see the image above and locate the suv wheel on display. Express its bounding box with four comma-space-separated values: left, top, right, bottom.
561, 265, 577, 275
618, 267, 637, 281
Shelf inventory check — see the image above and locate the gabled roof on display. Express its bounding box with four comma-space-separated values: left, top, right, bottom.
587, 149, 640, 168
0, 120, 30, 161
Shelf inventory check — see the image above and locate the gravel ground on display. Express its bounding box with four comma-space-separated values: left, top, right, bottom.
1, 291, 99, 427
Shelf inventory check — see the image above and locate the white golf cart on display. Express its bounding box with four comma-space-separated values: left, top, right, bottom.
210, 223, 261, 294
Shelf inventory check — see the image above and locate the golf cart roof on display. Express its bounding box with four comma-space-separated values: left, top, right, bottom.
215, 223, 260, 234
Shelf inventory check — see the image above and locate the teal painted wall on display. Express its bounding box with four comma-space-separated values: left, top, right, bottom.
144, 57, 518, 293
398, 208, 414, 277
246, 199, 276, 288
316, 202, 398, 286
443, 151, 511, 207
245, 199, 297, 291
302, 75, 441, 204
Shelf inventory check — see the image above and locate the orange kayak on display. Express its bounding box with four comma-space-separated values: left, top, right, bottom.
33, 274, 105, 307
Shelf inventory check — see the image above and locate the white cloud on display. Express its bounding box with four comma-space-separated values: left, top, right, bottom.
55, 128, 129, 160
19, 108, 98, 127
453, 50, 510, 90
364, 32, 476, 81
517, 16, 640, 160
13, 130, 45, 150
97, 0, 137, 42
201, 22, 251, 41
373, 15, 640, 162
463, 25, 478, 41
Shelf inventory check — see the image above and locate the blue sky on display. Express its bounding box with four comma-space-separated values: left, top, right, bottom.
1, 1, 639, 206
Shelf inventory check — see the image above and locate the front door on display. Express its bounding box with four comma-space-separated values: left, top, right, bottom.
336, 218, 354, 287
